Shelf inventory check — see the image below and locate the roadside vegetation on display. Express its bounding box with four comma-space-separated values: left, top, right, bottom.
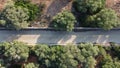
52, 11, 76, 31
14, 0, 40, 21
74, 0, 119, 30
0, 41, 120, 68
0, 5, 29, 30
0, 0, 43, 30
0, 0, 119, 31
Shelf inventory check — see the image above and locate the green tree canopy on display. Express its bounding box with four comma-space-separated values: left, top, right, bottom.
74, 0, 106, 14
0, 41, 29, 62
14, 0, 39, 21
32, 44, 50, 68
24, 63, 39, 68
101, 55, 120, 68
52, 11, 76, 31
95, 8, 118, 30
79, 8, 119, 30
49, 45, 79, 68
78, 43, 99, 57
0, 5, 29, 30
85, 56, 96, 68
33, 44, 79, 68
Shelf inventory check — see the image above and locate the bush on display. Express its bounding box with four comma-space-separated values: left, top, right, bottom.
0, 5, 29, 30
78, 43, 99, 57
85, 56, 96, 68
95, 8, 118, 30
79, 14, 97, 27
80, 8, 118, 30
101, 55, 120, 68
109, 45, 120, 59
74, 0, 119, 30
32, 44, 50, 67
24, 63, 39, 68
14, 0, 40, 21
52, 11, 76, 31
1, 42, 120, 68
74, 0, 106, 14
0, 20, 6, 26
49, 45, 79, 68
0, 41, 29, 62
33, 44, 80, 68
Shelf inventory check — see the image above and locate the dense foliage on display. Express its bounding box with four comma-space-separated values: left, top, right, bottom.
95, 8, 118, 30
0, 41, 29, 62
14, 0, 40, 21
74, 0, 106, 15
0, 0, 119, 30
74, 0, 119, 30
24, 63, 39, 68
0, 5, 29, 30
0, 0, 44, 30
0, 42, 120, 68
52, 11, 76, 31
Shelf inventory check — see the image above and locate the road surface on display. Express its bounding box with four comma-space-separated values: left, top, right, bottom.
0, 30, 120, 45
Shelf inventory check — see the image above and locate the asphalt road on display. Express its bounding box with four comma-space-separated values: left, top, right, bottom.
0, 30, 120, 45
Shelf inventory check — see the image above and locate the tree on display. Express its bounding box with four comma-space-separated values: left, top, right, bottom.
0, 42, 11, 55
79, 8, 118, 30
0, 20, 6, 26
78, 43, 99, 57
77, 43, 100, 68
14, 0, 40, 21
85, 56, 96, 68
49, 45, 78, 68
74, 0, 105, 14
24, 63, 39, 68
52, 11, 76, 31
33, 44, 79, 68
32, 44, 50, 68
109, 45, 120, 59
0, 5, 29, 30
101, 55, 120, 68
0, 41, 29, 63
79, 14, 97, 27
95, 8, 118, 30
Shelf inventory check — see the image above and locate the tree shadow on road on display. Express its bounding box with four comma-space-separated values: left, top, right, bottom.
36, 31, 72, 45
2, 30, 118, 46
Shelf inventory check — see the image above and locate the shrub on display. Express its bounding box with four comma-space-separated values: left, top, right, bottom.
78, 43, 99, 57
74, 0, 106, 14
0, 5, 29, 30
0, 41, 29, 62
85, 56, 96, 68
24, 63, 39, 68
14, 0, 40, 21
0, 20, 6, 26
80, 8, 118, 30
52, 11, 76, 31
101, 55, 120, 68
95, 8, 118, 30
32, 44, 50, 67
109, 45, 120, 59
51, 45, 79, 68
33, 44, 79, 68
79, 14, 97, 27
1, 42, 120, 68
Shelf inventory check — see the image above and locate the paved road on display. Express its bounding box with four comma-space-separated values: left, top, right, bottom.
0, 30, 120, 45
